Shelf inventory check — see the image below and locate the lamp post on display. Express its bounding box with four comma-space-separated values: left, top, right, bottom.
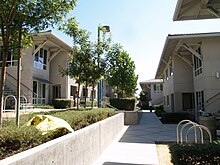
97, 25, 110, 108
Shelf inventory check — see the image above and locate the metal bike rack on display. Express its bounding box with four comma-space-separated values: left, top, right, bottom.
177, 119, 212, 144
177, 120, 195, 143
20, 95, 28, 112
186, 124, 212, 143
3, 95, 17, 113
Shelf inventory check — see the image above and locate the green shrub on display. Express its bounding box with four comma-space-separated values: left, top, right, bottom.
1, 108, 115, 160
0, 126, 53, 160
52, 99, 73, 109
161, 112, 189, 124
154, 105, 165, 117
110, 98, 136, 111
169, 143, 220, 165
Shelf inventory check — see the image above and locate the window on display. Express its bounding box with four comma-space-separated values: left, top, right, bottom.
194, 47, 202, 77
34, 45, 47, 70
32, 81, 46, 104
196, 90, 204, 112
0, 47, 18, 67
53, 85, 61, 98
153, 84, 163, 93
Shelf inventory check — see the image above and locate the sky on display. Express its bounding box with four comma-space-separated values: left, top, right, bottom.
53, 0, 220, 92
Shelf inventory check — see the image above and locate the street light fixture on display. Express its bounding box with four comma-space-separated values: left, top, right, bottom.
97, 25, 110, 108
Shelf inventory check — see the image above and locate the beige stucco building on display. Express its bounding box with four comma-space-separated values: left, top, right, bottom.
1, 31, 97, 106
156, 32, 220, 120
139, 79, 163, 105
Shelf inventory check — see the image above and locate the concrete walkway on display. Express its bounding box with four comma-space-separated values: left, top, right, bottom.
94, 111, 178, 165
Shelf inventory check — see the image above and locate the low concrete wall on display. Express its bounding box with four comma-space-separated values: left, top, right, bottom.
0, 113, 124, 165
122, 110, 140, 125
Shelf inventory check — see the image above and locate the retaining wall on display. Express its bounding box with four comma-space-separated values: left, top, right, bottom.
0, 113, 124, 165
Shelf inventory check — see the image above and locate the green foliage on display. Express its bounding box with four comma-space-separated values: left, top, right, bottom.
169, 143, 220, 165
0, 0, 77, 126
1, 108, 116, 160
58, 18, 111, 108
52, 99, 73, 109
110, 98, 136, 111
105, 43, 138, 98
154, 105, 165, 117
161, 112, 190, 124
0, 126, 53, 160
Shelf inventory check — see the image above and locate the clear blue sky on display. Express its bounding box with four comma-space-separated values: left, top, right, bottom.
53, 0, 220, 92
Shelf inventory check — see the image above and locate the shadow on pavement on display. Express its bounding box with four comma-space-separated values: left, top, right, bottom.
103, 162, 156, 165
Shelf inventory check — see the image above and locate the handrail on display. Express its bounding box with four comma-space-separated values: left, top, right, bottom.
5, 69, 32, 93
206, 91, 220, 103
0, 68, 38, 101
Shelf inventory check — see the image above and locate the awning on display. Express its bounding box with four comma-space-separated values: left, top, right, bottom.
33, 77, 53, 85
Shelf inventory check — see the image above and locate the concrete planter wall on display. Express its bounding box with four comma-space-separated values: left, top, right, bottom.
118, 110, 141, 125
0, 113, 124, 165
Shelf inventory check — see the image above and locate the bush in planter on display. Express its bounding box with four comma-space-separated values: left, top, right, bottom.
52, 99, 73, 109
1, 108, 116, 160
169, 143, 220, 165
154, 105, 165, 117
161, 112, 190, 124
110, 98, 136, 111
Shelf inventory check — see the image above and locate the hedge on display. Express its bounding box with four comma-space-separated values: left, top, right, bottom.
161, 112, 190, 124
0, 108, 116, 160
154, 105, 165, 117
109, 98, 136, 111
52, 99, 73, 109
169, 143, 220, 165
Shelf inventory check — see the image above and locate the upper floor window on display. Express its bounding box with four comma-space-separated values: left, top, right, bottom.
34, 45, 47, 70
194, 47, 202, 77
153, 84, 163, 93
0, 47, 17, 67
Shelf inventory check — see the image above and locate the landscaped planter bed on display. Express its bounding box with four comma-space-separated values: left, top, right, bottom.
0, 109, 124, 165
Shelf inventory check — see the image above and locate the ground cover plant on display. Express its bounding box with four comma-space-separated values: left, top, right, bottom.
169, 143, 220, 165
0, 108, 115, 160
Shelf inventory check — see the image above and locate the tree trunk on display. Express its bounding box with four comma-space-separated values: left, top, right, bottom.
0, 53, 8, 127
77, 83, 80, 109
16, 22, 22, 127
91, 83, 95, 109
84, 82, 87, 109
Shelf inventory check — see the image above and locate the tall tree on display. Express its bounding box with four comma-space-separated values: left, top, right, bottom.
0, 0, 76, 126
59, 18, 110, 109
105, 43, 138, 98
59, 17, 94, 109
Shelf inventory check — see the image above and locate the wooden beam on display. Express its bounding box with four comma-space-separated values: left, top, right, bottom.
176, 52, 193, 68
48, 49, 61, 62
181, 44, 202, 59
32, 40, 47, 56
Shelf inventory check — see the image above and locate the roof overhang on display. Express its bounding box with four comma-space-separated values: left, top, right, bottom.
32, 31, 72, 52
155, 32, 220, 78
173, 0, 220, 21
33, 77, 53, 84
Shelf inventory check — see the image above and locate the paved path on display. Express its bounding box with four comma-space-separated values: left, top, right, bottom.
94, 111, 178, 165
